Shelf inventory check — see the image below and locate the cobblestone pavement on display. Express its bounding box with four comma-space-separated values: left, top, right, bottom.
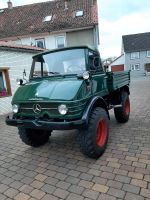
0, 77, 150, 200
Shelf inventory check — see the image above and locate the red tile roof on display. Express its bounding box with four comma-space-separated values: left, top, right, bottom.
0, 41, 44, 52
0, 0, 98, 39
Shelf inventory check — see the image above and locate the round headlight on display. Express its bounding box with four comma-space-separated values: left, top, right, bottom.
83, 71, 90, 80
58, 104, 68, 115
12, 104, 19, 113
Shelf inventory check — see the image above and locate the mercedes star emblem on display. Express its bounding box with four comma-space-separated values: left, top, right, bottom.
33, 104, 42, 114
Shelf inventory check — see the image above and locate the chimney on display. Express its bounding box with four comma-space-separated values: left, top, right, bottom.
7, 0, 13, 9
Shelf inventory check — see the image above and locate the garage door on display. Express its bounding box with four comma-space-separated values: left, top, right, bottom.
111, 65, 124, 72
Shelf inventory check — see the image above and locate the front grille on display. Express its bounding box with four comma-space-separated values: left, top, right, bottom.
18, 100, 87, 119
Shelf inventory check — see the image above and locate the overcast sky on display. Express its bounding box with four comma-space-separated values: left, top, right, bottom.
0, 0, 150, 58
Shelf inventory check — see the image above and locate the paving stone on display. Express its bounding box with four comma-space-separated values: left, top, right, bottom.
80, 173, 93, 181
9, 181, 24, 190
78, 180, 94, 189
106, 180, 123, 189
44, 177, 59, 186
68, 184, 84, 195
56, 181, 71, 190
66, 193, 84, 200
41, 194, 59, 200
19, 184, 34, 194
107, 162, 121, 168
101, 172, 115, 180
30, 180, 44, 189
30, 189, 45, 199
65, 176, 80, 184
53, 188, 69, 199
125, 192, 145, 200
0, 184, 9, 193
126, 156, 138, 162
4, 188, 19, 198
140, 188, 150, 198
82, 189, 99, 200
14, 193, 30, 200
128, 172, 143, 180
98, 193, 117, 200
67, 170, 80, 177
35, 174, 47, 182
92, 183, 109, 193
41, 184, 56, 194
132, 161, 146, 168
122, 183, 140, 194
100, 166, 114, 172
113, 168, 128, 176
55, 172, 67, 181
144, 175, 150, 182
131, 178, 147, 188
88, 169, 101, 176
115, 175, 131, 183
0, 194, 7, 200
108, 188, 125, 198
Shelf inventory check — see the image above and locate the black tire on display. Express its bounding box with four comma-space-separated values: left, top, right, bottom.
18, 128, 51, 147
114, 91, 130, 123
80, 107, 109, 159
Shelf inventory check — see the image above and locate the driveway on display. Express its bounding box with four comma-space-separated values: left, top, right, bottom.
0, 77, 150, 200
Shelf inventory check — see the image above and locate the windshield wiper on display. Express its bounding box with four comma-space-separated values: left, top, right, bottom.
47, 72, 60, 75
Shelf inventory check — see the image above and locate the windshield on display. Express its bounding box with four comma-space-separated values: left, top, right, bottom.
31, 49, 86, 78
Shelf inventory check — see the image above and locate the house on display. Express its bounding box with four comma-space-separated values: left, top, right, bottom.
122, 32, 150, 76
0, 42, 43, 115
109, 54, 125, 72
0, 0, 99, 49
109, 32, 150, 76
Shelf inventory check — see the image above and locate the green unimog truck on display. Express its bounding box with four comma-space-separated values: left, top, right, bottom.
6, 46, 130, 158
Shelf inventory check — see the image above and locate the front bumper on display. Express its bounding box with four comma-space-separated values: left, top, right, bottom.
6, 116, 86, 130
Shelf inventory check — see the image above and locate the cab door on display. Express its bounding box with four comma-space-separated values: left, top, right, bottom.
88, 51, 109, 97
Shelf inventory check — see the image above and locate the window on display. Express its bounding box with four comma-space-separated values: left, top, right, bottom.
75, 10, 84, 17
35, 39, 45, 49
56, 36, 65, 48
43, 15, 52, 22
130, 52, 140, 59
88, 51, 103, 71
31, 49, 86, 78
147, 51, 150, 57
130, 64, 140, 71
0, 68, 12, 98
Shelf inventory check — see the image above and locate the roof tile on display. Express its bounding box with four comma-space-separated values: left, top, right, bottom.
123, 32, 150, 52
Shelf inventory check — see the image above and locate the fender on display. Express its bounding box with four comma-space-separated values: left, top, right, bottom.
122, 85, 130, 95
82, 96, 110, 127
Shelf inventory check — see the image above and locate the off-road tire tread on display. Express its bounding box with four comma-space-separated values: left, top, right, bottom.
18, 128, 50, 147
80, 107, 109, 158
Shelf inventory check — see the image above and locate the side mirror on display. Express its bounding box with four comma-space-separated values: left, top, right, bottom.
93, 57, 100, 68
16, 79, 23, 85
23, 69, 26, 79
23, 69, 28, 83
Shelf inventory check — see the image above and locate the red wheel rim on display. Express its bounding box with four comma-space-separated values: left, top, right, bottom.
125, 97, 130, 115
96, 119, 107, 147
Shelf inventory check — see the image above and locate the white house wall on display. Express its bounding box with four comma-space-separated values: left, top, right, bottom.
0, 50, 36, 115
125, 51, 150, 72
14, 33, 66, 50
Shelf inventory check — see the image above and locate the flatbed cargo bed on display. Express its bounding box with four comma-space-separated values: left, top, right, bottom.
107, 71, 130, 92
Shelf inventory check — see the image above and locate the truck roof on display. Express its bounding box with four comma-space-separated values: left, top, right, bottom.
33, 45, 99, 58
